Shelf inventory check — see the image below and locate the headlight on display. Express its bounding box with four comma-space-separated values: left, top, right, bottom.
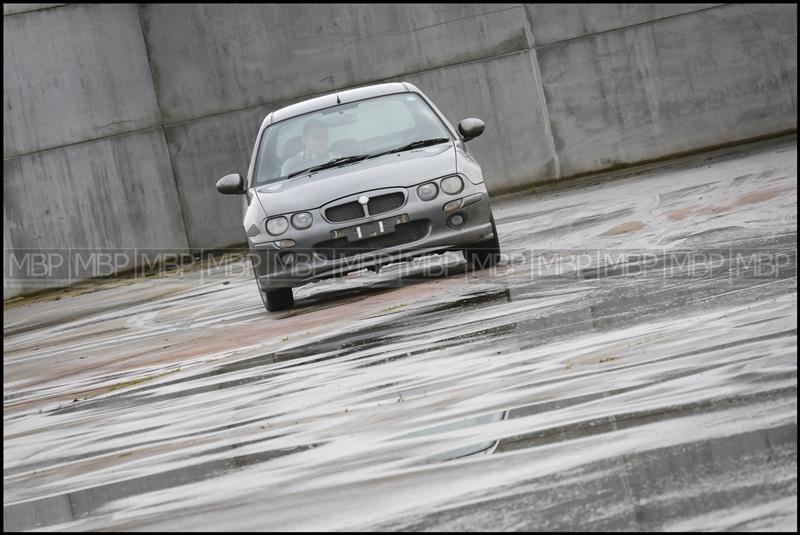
266, 216, 289, 235
417, 182, 438, 201
441, 176, 464, 195
291, 212, 313, 230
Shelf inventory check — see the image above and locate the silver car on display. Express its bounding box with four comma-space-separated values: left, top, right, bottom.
216, 82, 500, 311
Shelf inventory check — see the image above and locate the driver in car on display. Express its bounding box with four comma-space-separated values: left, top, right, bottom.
280, 119, 339, 177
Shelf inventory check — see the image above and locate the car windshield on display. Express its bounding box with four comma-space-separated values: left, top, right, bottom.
252, 92, 452, 186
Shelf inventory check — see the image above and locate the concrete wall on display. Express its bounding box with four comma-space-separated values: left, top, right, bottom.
4, 4, 189, 296
3, 3, 797, 297
534, 4, 798, 176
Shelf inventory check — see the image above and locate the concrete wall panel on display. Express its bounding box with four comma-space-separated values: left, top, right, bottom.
3, 4, 160, 157
3, 129, 188, 285
3, 4, 67, 16
539, 3, 798, 177
164, 106, 271, 249
139, 4, 528, 124
526, 4, 722, 46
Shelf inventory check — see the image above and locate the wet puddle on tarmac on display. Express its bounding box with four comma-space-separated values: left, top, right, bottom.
3, 138, 797, 530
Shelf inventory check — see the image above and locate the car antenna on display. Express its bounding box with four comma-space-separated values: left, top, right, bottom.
320, 75, 341, 104
333, 77, 341, 104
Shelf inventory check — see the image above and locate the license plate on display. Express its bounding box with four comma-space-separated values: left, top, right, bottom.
331, 214, 410, 241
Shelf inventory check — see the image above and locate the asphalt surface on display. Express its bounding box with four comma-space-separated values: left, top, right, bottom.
3, 136, 797, 531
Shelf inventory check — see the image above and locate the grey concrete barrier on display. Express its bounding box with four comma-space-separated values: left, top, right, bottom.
3, 3, 796, 297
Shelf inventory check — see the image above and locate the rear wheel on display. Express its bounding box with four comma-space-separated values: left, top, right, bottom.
264, 287, 294, 312
464, 215, 501, 269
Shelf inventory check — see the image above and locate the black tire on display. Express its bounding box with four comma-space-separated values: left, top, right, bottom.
464, 215, 501, 269
264, 287, 294, 312
251, 253, 294, 312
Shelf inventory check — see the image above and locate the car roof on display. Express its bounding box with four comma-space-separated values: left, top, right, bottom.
262, 82, 417, 127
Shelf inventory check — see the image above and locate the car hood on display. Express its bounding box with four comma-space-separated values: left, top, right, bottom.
252, 142, 456, 216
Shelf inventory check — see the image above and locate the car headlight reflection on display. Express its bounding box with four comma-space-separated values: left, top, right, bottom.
441, 176, 464, 195
266, 216, 289, 235
291, 212, 313, 230
417, 182, 438, 201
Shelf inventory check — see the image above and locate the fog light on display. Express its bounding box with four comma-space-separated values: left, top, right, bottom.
447, 213, 466, 228
443, 199, 462, 212
276, 239, 296, 248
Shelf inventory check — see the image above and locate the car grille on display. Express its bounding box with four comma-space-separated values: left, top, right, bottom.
326, 202, 365, 222
314, 220, 429, 260
325, 192, 406, 222
367, 192, 405, 215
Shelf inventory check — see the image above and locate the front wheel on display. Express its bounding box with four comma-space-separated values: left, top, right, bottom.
264, 287, 294, 312
464, 215, 501, 269
252, 260, 294, 312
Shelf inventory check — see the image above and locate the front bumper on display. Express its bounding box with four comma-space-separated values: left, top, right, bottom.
250, 186, 494, 290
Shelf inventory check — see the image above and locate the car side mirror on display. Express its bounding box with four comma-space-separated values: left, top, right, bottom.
216, 173, 245, 195
457, 118, 485, 142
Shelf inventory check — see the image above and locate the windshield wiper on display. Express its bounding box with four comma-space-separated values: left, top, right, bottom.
286, 155, 371, 180
367, 138, 450, 159
284, 139, 450, 180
